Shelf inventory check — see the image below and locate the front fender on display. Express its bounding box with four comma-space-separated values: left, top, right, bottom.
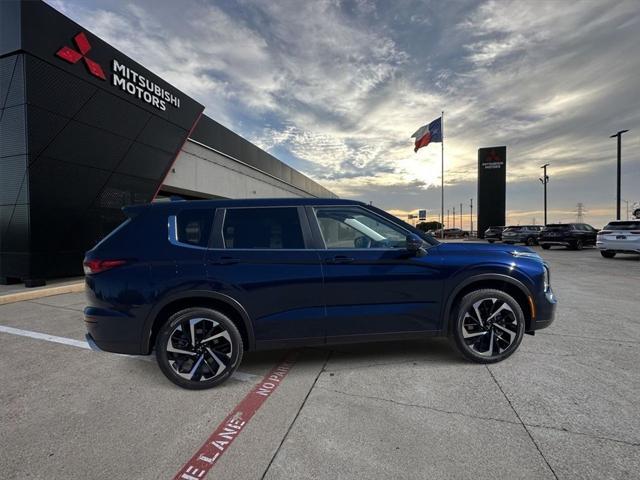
441, 268, 536, 333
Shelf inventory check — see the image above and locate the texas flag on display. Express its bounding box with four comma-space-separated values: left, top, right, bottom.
411, 117, 442, 152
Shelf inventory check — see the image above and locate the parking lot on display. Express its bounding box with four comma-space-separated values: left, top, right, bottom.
1, 246, 638, 480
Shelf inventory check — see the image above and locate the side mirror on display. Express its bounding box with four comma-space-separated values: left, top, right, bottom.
405, 234, 424, 255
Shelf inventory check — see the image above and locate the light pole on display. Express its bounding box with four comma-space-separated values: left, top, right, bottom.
470, 198, 473, 235
447, 209, 450, 228
453, 206, 456, 229
539, 163, 550, 225
610, 130, 629, 220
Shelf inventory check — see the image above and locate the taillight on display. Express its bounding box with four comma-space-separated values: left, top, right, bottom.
83, 259, 127, 274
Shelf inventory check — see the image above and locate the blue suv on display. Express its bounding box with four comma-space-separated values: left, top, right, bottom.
84, 198, 556, 389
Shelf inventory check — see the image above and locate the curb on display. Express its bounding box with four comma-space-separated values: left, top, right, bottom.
0, 282, 85, 305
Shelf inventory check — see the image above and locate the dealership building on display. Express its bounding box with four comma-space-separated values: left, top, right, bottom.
0, 0, 334, 286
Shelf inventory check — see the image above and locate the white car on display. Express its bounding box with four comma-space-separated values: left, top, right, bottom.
596, 220, 640, 258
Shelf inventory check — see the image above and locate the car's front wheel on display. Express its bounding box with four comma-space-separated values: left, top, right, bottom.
451, 289, 525, 363
541, 244, 551, 250
155, 307, 243, 389
601, 250, 616, 258
526, 237, 536, 246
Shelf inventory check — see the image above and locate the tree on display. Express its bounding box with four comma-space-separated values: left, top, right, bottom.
416, 221, 442, 232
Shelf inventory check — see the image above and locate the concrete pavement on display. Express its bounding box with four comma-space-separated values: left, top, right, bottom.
0, 247, 638, 479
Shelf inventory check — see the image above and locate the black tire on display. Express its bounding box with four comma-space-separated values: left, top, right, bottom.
451, 289, 525, 364
488, 240, 495, 244
573, 239, 583, 250
541, 244, 551, 250
525, 237, 536, 247
155, 307, 243, 390
601, 250, 616, 258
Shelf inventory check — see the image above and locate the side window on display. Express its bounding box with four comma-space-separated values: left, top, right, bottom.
315, 206, 408, 249
176, 209, 215, 247
223, 207, 304, 249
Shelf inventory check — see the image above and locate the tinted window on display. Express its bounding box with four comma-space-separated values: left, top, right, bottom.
604, 221, 640, 230
545, 224, 571, 231
223, 207, 304, 249
176, 209, 214, 247
315, 206, 408, 249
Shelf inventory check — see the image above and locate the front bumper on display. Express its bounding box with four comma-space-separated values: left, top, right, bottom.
530, 287, 557, 331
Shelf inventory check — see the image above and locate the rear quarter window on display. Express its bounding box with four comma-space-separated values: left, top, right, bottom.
176, 209, 215, 247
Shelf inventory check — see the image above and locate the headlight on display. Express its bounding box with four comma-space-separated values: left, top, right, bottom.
543, 265, 550, 292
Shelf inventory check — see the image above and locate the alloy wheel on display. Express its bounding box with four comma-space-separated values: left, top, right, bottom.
461, 298, 521, 357
166, 317, 233, 381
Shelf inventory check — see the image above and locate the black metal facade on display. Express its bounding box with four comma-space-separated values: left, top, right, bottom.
477, 146, 506, 238
0, 0, 333, 285
0, 0, 204, 284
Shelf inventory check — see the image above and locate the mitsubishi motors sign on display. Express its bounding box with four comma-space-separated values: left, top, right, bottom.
56, 32, 181, 112
111, 59, 180, 111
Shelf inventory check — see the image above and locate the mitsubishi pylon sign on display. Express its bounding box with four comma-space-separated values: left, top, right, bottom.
477, 147, 506, 238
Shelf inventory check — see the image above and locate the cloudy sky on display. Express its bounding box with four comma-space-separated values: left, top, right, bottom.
48, 0, 640, 228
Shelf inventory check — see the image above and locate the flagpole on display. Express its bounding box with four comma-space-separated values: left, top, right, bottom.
441, 110, 444, 239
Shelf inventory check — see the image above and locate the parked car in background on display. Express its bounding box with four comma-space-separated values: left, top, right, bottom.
439, 228, 469, 239
539, 223, 598, 250
501, 225, 543, 246
83, 198, 555, 389
596, 220, 640, 258
484, 226, 505, 243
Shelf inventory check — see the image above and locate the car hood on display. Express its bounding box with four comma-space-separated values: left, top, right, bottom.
435, 241, 540, 258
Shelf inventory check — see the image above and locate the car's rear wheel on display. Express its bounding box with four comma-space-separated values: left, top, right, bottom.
488, 240, 495, 244
601, 250, 616, 258
541, 244, 551, 250
526, 237, 536, 246
451, 289, 525, 363
155, 307, 243, 389
572, 239, 584, 250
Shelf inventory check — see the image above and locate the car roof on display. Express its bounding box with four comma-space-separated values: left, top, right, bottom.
124, 197, 366, 214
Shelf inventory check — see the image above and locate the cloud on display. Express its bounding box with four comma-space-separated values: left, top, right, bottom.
47, 0, 640, 227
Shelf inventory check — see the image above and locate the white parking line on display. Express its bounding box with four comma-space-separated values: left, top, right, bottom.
0, 324, 257, 382
0, 324, 90, 349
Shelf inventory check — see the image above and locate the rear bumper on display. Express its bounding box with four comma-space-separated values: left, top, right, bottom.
84, 306, 145, 355
540, 240, 570, 246
596, 239, 640, 253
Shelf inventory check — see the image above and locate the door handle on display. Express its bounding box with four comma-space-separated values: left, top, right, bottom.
210, 256, 240, 265
327, 255, 355, 264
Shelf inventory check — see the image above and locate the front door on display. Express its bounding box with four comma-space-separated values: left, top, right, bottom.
310, 205, 444, 339
205, 206, 324, 347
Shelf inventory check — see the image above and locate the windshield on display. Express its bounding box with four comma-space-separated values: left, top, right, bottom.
504, 226, 522, 232
603, 221, 640, 231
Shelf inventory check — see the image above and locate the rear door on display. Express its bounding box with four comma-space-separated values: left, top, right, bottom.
205, 206, 325, 346
309, 205, 444, 339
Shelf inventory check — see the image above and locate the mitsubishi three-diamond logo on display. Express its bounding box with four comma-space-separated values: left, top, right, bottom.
56, 32, 106, 80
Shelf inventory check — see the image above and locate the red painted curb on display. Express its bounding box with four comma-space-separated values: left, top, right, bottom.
172, 351, 299, 480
